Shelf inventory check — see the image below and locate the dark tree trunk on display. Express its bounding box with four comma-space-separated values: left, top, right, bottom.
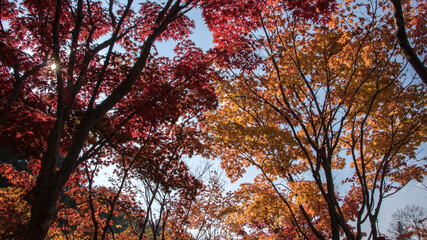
25, 175, 60, 240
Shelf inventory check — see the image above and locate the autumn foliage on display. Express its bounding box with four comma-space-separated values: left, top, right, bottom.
204, 0, 427, 239
1, 0, 219, 239
0, 0, 426, 239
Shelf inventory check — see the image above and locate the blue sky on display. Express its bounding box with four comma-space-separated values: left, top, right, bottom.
155, 8, 213, 57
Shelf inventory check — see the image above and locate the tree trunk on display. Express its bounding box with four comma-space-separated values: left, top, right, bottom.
24, 150, 61, 240
329, 204, 341, 240
25, 177, 60, 240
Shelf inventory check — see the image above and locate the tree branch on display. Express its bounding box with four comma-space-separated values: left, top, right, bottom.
390, 0, 427, 85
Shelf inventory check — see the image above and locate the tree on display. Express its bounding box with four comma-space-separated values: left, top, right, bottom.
0, 0, 220, 239
204, 0, 427, 239
388, 204, 427, 240
186, 169, 235, 240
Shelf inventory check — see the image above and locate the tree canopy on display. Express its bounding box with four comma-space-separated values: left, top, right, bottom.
0, 0, 426, 239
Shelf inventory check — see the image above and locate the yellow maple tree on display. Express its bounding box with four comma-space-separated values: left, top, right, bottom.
204, 0, 427, 239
